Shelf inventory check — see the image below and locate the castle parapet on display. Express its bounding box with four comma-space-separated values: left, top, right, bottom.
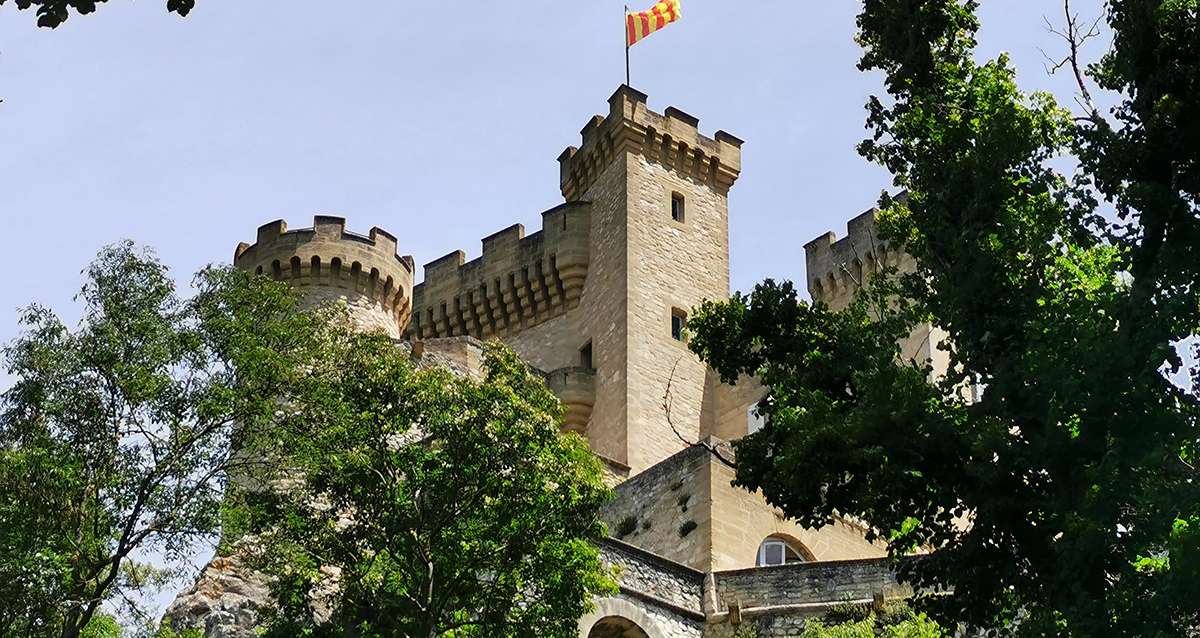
558, 85, 743, 201
804, 207, 906, 310
408, 201, 591, 340
234, 216, 415, 337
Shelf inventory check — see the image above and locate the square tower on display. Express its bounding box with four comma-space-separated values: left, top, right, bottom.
555, 86, 743, 474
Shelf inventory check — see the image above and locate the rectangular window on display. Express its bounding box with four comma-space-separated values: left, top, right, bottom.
747, 405, 766, 435
758, 541, 786, 566
671, 308, 687, 341
671, 193, 685, 222
747, 395, 771, 435
580, 341, 593, 370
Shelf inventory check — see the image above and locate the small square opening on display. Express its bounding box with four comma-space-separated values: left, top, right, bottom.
671, 308, 687, 341
671, 193, 685, 222
580, 341, 593, 370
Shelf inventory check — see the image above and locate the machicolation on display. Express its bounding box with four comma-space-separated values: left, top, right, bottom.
557, 85, 742, 202
803, 207, 906, 308
234, 216, 415, 337
407, 201, 591, 341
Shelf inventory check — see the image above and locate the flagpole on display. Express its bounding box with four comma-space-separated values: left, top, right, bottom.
624, 4, 631, 86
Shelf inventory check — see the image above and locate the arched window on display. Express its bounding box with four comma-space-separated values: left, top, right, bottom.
756, 535, 812, 566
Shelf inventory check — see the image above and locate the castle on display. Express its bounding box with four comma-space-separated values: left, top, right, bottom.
168, 86, 921, 637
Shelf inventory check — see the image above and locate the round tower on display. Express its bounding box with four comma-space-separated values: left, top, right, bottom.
234, 216, 415, 338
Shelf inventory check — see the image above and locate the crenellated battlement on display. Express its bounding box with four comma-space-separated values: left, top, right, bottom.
804, 207, 906, 309
408, 201, 591, 341
557, 85, 743, 201
234, 216, 415, 335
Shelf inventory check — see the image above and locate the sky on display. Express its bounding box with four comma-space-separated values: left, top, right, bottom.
0, 0, 1110, 623
0, 0, 1109, 347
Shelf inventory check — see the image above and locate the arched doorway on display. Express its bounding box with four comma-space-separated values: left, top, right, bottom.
577, 598, 669, 638
587, 616, 650, 638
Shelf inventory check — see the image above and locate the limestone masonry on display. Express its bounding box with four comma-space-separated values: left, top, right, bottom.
168, 86, 921, 638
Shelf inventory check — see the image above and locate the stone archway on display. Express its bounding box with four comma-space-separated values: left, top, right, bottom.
587, 616, 650, 638
578, 597, 667, 638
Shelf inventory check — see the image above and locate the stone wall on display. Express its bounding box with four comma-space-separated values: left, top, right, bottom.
713, 558, 909, 611
602, 441, 886, 573
701, 373, 765, 443
706, 453, 886, 572
582, 541, 706, 638
601, 445, 714, 570
601, 539, 706, 614
299, 285, 406, 339
624, 151, 731, 474
702, 559, 911, 638
584, 539, 912, 638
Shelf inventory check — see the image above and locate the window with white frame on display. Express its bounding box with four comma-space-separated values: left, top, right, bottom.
756, 537, 808, 566
747, 396, 770, 435
747, 404, 766, 435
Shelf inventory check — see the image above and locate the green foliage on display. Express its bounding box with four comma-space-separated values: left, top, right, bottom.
0, 0, 194, 28
79, 616, 121, 638
800, 618, 875, 638
150, 624, 202, 638
689, 1, 1200, 636
240, 340, 615, 637
800, 604, 943, 638
0, 243, 337, 637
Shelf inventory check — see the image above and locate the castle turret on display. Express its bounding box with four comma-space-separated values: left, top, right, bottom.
803, 207, 906, 311
234, 216, 415, 338
804, 206, 950, 376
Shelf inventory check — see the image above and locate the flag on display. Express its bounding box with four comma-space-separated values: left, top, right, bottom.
626, 0, 681, 47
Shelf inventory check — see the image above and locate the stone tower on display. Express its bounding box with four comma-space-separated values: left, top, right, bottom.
557, 86, 742, 476
233, 215, 415, 339
406, 86, 743, 476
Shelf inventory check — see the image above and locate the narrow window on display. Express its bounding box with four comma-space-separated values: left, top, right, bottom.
671, 308, 687, 341
747, 404, 766, 435
579, 341, 593, 370
671, 192, 685, 222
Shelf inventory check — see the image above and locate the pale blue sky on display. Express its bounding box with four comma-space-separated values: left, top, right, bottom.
0, 1, 1107, 347
0, 0, 1109, 622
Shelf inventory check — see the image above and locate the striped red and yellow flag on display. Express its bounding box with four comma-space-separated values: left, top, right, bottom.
626, 0, 681, 47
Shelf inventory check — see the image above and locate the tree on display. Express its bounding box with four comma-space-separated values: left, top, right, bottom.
0, 0, 194, 28
688, 1, 1200, 636
238, 340, 615, 637
0, 243, 338, 637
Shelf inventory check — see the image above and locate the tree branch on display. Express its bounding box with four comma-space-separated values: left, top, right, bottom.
661, 357, 737, 469
1042, 0, 1104, 123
